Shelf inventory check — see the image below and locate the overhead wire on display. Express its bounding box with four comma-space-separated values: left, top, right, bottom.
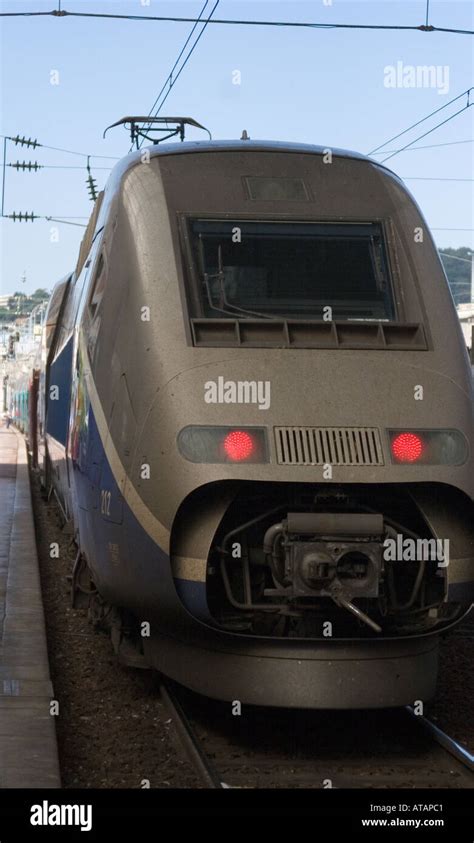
380, 101, 473, 163
368, 88, 473, 155
148, 1, 219, 113
402, 176, 473, 182
45, 217, 87, 227
137, 1, 219, 150
0, 134, 120, 160
371, 138, 473, 154
0, 9, 472, 35
138, 0, 212, 146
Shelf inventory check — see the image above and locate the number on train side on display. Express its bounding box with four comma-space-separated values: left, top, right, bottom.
100, 490, 111, 516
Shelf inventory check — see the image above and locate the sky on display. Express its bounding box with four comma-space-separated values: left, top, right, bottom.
0, 0, 473, 295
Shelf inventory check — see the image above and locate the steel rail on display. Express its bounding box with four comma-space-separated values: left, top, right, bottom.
160, 679, 224, 788
406, 706, 474, 773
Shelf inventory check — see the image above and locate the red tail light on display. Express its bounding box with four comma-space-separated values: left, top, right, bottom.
177, 426, 268, 463
391, 432, 424, 463
223, 430, 255, 461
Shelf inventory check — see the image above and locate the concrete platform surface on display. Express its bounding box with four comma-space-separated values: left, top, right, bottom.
0, 427, 61, 787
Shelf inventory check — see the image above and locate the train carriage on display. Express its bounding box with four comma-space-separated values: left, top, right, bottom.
41, 128, 474, 708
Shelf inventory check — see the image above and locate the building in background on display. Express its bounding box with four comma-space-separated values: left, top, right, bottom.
457, 303, 474, 355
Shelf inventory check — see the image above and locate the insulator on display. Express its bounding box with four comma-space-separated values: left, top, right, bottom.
9, 211, 37, 222
10, 135, 39, 148
9, 160, 41, 172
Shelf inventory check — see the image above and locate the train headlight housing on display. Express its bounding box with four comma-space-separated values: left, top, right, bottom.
178, 426, 268, 463
388, 429, 468, 465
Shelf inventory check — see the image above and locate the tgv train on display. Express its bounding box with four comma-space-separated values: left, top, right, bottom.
40, 124, 474, 708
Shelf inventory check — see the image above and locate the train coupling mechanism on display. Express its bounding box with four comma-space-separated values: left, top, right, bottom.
263, 512, 384, 632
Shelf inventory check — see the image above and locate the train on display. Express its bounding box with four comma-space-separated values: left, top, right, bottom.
35, 120, 474, 708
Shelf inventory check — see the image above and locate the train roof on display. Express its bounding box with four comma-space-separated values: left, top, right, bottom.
123, 138, 380, 165
108, 139, 399, 183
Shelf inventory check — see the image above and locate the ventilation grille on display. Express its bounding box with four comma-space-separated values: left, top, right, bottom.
274, 427, 384, 466
191, 319, 428, 350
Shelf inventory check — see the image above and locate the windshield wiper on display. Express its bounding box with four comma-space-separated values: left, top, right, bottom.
202, 243, 277, 321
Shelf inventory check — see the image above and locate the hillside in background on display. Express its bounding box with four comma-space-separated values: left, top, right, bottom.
0, 288, 50, 322
440, 248, 472, 306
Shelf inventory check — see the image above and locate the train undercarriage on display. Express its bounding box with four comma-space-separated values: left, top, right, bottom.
196, 482, 469, 639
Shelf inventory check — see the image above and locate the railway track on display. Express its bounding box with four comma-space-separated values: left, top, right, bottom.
161, 679, 473, 789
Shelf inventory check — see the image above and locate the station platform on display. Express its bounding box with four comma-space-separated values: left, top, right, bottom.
0, 426, 60, 787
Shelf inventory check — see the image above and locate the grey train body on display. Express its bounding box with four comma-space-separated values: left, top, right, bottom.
42, 139, 474, 708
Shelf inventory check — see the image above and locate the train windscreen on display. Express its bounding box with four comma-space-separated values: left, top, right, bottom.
189, 220, 395, 321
